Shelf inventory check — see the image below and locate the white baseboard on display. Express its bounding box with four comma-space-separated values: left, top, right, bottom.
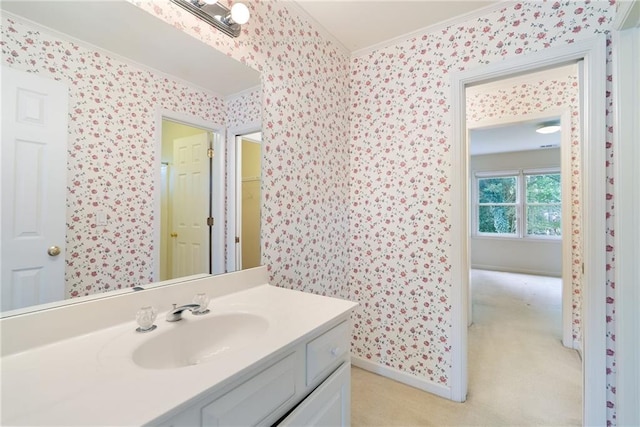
574, 340, 583, 359
471, 264, 562, 278
351, 356, 452, 400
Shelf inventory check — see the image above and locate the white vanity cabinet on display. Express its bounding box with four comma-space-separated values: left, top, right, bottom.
154, 320, 351, 427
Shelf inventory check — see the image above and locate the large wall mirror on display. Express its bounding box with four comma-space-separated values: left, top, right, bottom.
0, 1, 262, 316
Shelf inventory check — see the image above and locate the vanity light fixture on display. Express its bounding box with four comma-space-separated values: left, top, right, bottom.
535, 121, 561, 134
170, 0, 250, 38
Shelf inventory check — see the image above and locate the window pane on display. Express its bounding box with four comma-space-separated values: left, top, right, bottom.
478, 177, 517, 203
527, 205, 561, 236
526, 174, 561, 203
478, 205, 517, 234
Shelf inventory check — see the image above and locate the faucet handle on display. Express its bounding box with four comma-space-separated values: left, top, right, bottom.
136, 306, 158, 332
192, 293, 210, 315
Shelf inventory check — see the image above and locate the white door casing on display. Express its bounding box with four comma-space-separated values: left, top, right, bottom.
153, 110, 225, 281
613, 2, 640, 424
225, 122, 261, 273
170, 133, 210, 278
450, 36, 607, 426
1, 67, 68, 311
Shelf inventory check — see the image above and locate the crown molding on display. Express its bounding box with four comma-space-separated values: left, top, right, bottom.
351, 1, 508, 58
283, 1, 351, 56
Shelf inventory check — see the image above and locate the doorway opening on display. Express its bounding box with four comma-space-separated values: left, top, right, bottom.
235, 131, 262, 270
466, 103, 574, 350
465, 77, 581, 419
155, 113, 225, 282
450, 36, 607, 425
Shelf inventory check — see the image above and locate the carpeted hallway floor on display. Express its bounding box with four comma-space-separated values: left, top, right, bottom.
351, 270, 582, 426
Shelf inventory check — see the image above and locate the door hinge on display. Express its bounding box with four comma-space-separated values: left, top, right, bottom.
207, 217, 214, 226
207, 148, 214, 158
235, 237, 240, 243
582, 263, 585, 275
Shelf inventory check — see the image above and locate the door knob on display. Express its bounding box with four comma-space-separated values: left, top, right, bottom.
47, 246, 61, 257
170, 232, 178, 238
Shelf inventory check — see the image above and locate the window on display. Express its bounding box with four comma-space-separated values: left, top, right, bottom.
474, 169, 561, 239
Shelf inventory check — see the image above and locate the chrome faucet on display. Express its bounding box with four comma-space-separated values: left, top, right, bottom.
166, 303, 201, 322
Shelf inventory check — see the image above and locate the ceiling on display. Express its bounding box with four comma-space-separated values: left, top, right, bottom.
469, 120, 562, 156
292, 0, 499, 53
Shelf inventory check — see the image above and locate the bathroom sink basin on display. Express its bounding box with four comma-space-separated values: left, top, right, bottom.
132, 313, 269, 369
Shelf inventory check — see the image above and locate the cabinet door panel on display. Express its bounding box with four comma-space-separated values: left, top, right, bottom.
279, 362, 350, 427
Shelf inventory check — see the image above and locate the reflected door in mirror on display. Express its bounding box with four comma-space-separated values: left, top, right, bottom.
1, 68, 68, 311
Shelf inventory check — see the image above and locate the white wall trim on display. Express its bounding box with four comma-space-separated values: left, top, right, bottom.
450, 36, 608, 424
614, 0, 640, 30
225, 122, 262, 273
559, 109, 574, 350
351, 356, 451, 400
612, 12, 640, 427
153, 109, 226, 279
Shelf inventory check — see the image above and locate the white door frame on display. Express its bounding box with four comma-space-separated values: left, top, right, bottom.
450, 35, 607, 426
613, 1, 640, 424
225, 122, 261, 272
466, 108, 574, 349
153, 109, 226, 279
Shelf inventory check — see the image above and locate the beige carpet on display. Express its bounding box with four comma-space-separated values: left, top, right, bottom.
351, 270, 582, 426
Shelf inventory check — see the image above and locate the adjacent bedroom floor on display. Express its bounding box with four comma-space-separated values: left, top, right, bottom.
351, 269, 582, 426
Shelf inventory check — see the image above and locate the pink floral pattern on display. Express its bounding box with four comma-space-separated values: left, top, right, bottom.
1, 15, 228, 297
466, 74, 583, 344
1, 0, 620, 422
226, 88, 262, 130
349, 0, 615, 417
132, 0, 352, 300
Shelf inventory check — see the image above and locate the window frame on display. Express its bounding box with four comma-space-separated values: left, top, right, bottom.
472, 167, 562, 240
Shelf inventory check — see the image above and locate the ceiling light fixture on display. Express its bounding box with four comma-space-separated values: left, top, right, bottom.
170, 0, 250, 38
535, 121, 561, 134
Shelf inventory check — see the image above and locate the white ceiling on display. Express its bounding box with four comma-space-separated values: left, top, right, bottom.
292, 0, 499, 53
1, 1, 261, 97
1, 0, 503, 94
469, 120, 562, 156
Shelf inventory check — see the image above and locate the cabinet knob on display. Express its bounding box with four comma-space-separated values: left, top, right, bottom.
330, 347, 341, 357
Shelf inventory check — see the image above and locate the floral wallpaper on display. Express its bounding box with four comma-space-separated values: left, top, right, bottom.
1, 0, 622, 423
348, 0, 616, 420
226, 87, 262, 130
0, 14, 228, 297
466, 71, 583, 345
131, 0, 352, 300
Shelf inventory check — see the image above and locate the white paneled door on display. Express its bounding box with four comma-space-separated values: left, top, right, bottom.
170, 133, 210, 278
1, 67, 68, 311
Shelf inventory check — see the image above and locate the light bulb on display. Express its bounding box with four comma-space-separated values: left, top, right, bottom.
230, 2, 250, 25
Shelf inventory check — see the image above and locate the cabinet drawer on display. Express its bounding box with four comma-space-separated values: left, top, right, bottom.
202, 353, 296, 426
306, 321, 349, 385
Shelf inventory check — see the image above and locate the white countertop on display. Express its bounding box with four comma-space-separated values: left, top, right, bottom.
0, 284, 357, 426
